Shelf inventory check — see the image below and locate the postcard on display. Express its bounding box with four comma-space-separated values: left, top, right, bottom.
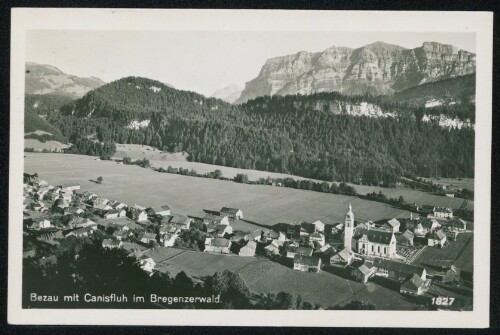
8, 8, 493, 327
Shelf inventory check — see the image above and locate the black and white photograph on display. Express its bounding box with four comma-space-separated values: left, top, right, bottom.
8, 8, 493, 327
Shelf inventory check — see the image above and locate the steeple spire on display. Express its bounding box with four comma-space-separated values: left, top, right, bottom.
349, 202, 352, 213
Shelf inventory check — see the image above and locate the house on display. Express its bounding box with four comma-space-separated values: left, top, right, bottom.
65, 226, 93, 238
169, 214, 192, 230
128, 208, 148, 222
239, 241, 257, 257
203, 213, 230, 226
293, 255, 321, 272
94, 203, 113, 212
146, 205, 171, 217
230, 231, 247, 243
421, 205, 435, 214
220, 207, 243, 220
384, 218, 401, 233
315, 244, 336, 263
286, 244, 299, 258
67, 207, 85, 216
70, 217, 96, 229
445, 230, 459, 241
445, 193, 455, 198
433, 207, 454, 219
216, 224, 233, 237
352, 229, 397, 259
427, 230, 447, 247
160, 232, 179, 247
374, 259, 427, 282
396, 230, 414, 247
352, 262, 377, 283
296, 246, 313, 257
446, 218, 467, 232
109, 201, 128, 210
400, 274, 426, 296
264, 240, 281, 256
309, 232, 326, 248
139, 257, 156, 274
57, 183, 81, 192
356, 221, 374, 231
415, 218, 441, 236
245, 230, 262, 242
112, 229, 130, 241
159, 224, 179, 236
102, 239, 123, 249
330, 248, 354, 267
441, 265, 461, 284
265, 230, 286, 242
137, 232, 157, 244
204, 238, 232, 254
103, 208, 126, 219
299, 222, 315, 237
310, 220, 325, 232
39, 219, 51, 229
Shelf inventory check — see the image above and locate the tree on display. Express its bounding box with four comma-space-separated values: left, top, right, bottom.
97, 176, 103, 184
234, 173, 248, 184
123, 156, 132, 165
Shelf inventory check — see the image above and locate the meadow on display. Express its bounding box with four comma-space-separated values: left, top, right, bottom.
25, 153, 417, 226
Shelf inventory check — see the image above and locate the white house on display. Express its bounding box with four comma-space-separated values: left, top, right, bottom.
39, 219, 51, 229
204, 238, 232, 254
139, 257, 156, 274
220, 207, 243, 220
433, 207, 454, 219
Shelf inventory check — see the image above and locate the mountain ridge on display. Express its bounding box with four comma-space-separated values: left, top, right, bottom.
236, 41, 475, 103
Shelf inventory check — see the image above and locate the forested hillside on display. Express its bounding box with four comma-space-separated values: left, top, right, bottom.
46, 76, 474, 184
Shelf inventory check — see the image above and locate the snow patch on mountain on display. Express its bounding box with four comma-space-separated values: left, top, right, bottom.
422, 114, 474, 129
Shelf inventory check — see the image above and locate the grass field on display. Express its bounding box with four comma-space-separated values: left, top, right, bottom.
411, 233, 473, 274
24, 139, 69, 151
420, 177, 474, 192
25, 153, 418, 227
113, 144, 188, 161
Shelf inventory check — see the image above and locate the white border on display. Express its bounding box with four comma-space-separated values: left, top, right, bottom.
9, 8, 493, 327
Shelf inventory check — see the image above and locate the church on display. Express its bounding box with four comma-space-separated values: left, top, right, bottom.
343, 203, 397, 259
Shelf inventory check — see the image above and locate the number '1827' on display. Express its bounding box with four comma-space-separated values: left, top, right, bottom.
431, 297, 455, 306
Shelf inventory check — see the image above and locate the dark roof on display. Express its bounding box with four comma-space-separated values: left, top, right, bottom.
204, 213, 226, 221
354, 229, 394, 245
428, 230, 447, 240
374, 259, 425, 277
401, 274, 425, 290
169, 214, 190, 225
296, 247, 313, 256
300, 222, 316, 234
294, 255, 321, 267
211, 238, 231, 247
220, 207, 240, 215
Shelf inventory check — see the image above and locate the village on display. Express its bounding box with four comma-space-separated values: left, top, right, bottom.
22, 171, 474, 309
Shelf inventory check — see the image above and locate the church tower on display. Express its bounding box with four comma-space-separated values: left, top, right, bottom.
344, 202, 355, 251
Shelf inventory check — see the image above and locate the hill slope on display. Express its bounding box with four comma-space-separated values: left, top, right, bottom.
25, 62, 105, 98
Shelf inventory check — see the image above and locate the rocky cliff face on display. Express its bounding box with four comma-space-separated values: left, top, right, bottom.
236, 41, 475, 103
26, 62, 105, 98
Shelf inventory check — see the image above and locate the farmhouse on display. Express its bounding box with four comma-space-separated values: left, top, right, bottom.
159, 224, 179, 236
353, 229, 396, 259
264, 230, 286, 242
293, 255, 321, 273
239, 241, 257, 257
146, 205, 171, 217
102, 239, 123, 249
427, 230, 447, 247
373, 259, 427, 282
330, 248, 354, 267
352, 262, 377, 283
383, 218, 401, 233
128, 208, 148, 222
396, 230, 414, 247
230, 231, 247, 243
446, 218, 467, 232
103, 209, 126, 219
220, 207, 243, 220
39, 219, 51, 229
204, 238, 232, 254
138, 232, 157, 244
315, 244, 336, 262
57, 183, 81, 192
139, 257, 156, 274
168, 214, 192, 230
400, 274, 426, 296
264, 240, 281, 256
203, 213, 229, 226
109, 200, 128, 210
309, 232, 326, 248
433, 207, 454, 219
245, 230, 262, 242
414, 218, 441, 236
65, 226, 93, 238
160, 232, 179, 247
216, 224, 233, 238
441, 265, 461, 284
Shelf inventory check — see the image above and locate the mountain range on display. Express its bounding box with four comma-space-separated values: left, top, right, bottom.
236, 41, 475, 103
25, 62, 106, 98
210, 84, 244, 103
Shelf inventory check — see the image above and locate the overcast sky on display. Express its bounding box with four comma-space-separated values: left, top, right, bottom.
26, 31, 475, 96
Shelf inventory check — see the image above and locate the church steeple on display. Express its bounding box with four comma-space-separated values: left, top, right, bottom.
344, 202, 355, 251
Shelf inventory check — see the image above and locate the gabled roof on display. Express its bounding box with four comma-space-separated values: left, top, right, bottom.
428, 230, 447, 240
220, 207, 241, 215
401, 274, 425, 290
169, 214, 190, 225
357, 263, 375, 276
374, 259, 425, 277
139, 232, 157, 240
354, 228, 394, 245
386, 218, 401, 228
243, 240, 257, 251
211, 238, 231, 247
310, 232, 324, 239
294, 254, 321, 267
247, 230, 262, 239
204, 213, 226, 221
296, 247, 313, 256
334, 247, 353, 261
